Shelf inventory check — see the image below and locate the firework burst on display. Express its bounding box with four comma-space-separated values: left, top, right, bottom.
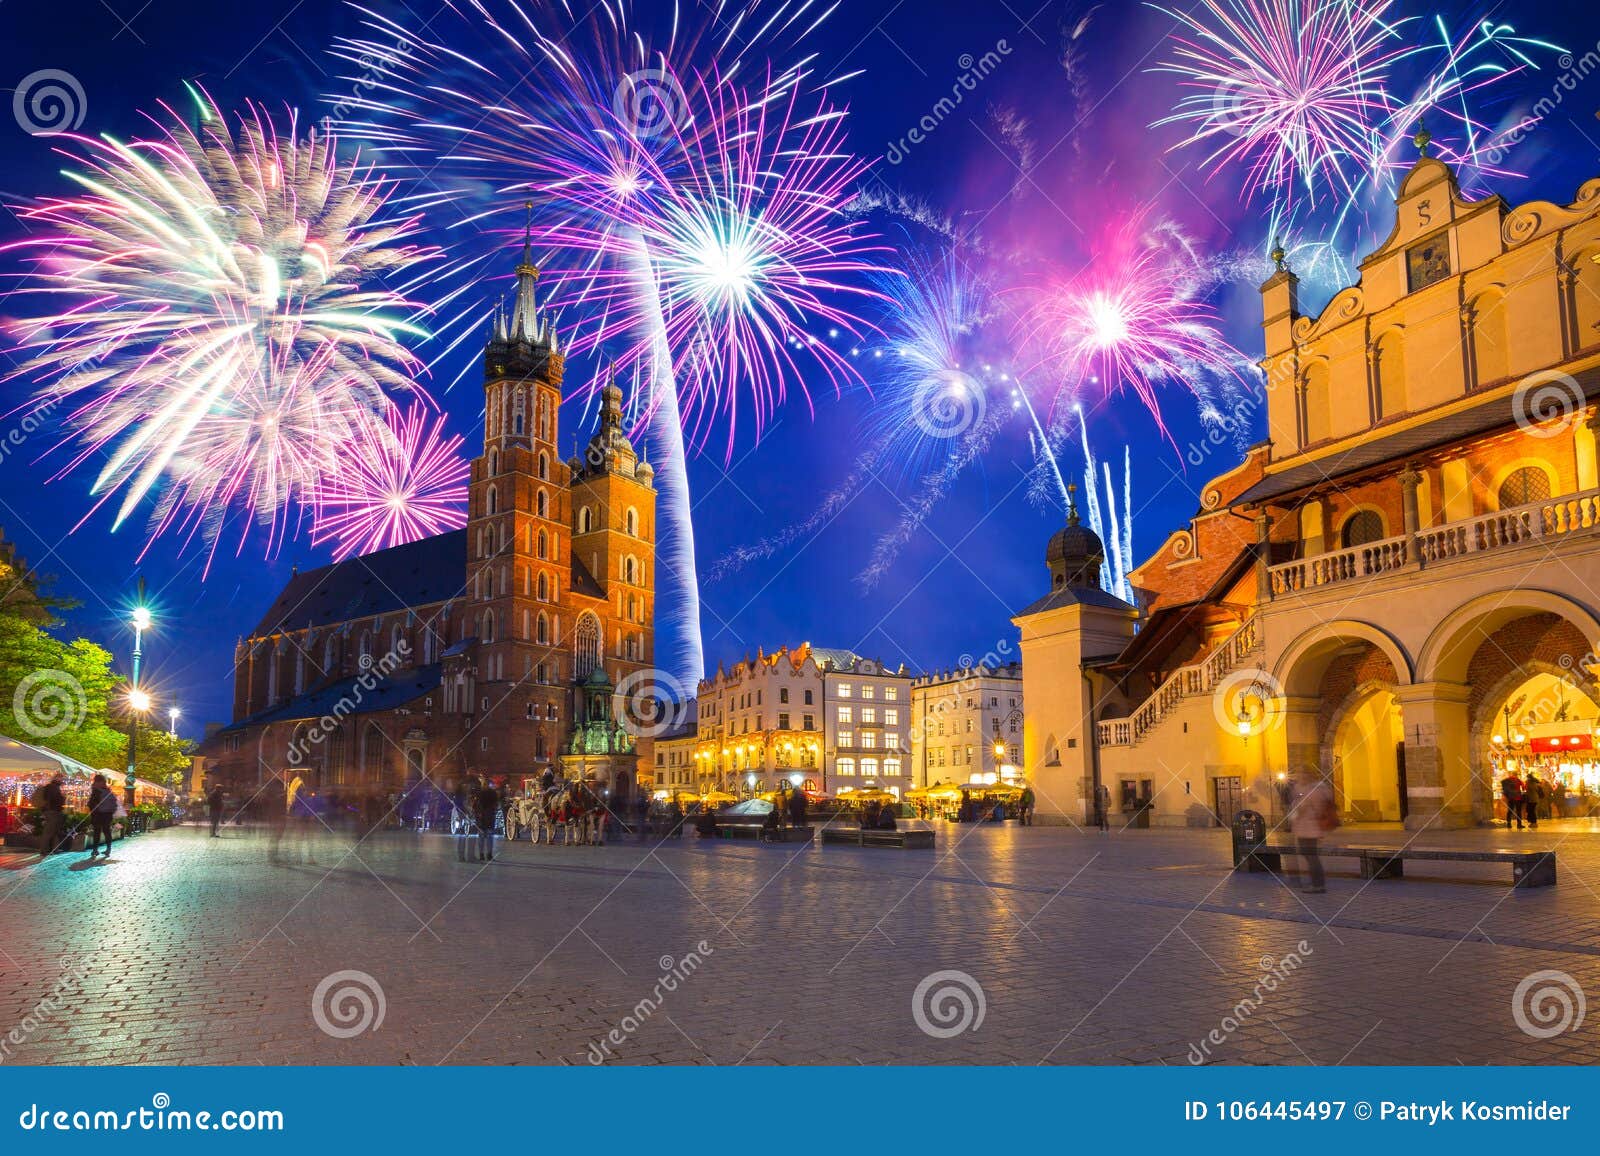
1019, 210, 1247, 435
5, 86, 434, 563
311, 402, 469, 561
333, 0, 886, 683
1152, 0, 1404, 202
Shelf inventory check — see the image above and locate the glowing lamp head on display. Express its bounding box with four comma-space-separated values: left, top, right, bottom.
131, 606, 152, 631
169, 707, 181, 720
128, 689, 152, 712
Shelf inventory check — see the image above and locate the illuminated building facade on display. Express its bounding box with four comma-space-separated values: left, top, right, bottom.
1019, 145, 1600, 828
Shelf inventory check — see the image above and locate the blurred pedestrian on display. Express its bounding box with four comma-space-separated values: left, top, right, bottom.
34, 772, 66, 859
1018, 785, 1036, 826
474, 778, 499, 862
1500, 770, 1526, 830
208, 782, 225, 837
1096, 782, 1111, 832
86, 773, 117, 858
1524, 771, 1545, 830
787, 785, 808, 829
634, 790, 650, 842
1289, 766, 1337, 894
453, 778, 476, 862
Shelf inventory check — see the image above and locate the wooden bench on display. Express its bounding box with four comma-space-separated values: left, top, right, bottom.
821, 825, 934, 849
1236, 842, 1556, 888
1344, 844, 1556, 887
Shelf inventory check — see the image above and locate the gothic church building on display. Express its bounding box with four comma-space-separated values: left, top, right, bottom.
200, 239, 657, 803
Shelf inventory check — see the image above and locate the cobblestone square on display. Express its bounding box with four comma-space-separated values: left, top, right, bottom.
4, 820, 1599, 1066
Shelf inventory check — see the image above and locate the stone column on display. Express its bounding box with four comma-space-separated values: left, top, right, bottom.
1399, 464, 1422, 535
1255, 512, 1273, 601
1576, 409, 1600, 493
1394, 681, 1474, 830
1256, 696, 1321, 826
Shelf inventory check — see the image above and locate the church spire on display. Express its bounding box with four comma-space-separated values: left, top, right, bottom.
510, 200, 542, 343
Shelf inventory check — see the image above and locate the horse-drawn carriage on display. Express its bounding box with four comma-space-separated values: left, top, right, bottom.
501, 779, 611, 845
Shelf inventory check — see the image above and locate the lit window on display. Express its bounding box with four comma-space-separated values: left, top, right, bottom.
838, 683, 852, 698
861, 757, 879, 779
885, 756, 902, 777
861, 732, 877, 749
837, 757, 856, 777
861, 684, 875, 700
861, 707, 876, 725
838, 730, 853, 746
884, 708, 899, 726
838, 705, 853, 724
885, 686, 898, 701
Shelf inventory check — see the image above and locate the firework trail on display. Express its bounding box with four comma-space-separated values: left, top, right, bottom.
311, 401, 469, 561
332, 0, 886, 685
5, 86, 433, 567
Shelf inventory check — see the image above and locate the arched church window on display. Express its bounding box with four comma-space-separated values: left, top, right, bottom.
514, 388, 526, 436
538, 451, 549, 480
578, 506, 592, 534
537, 611, 549, 645
1498, 466, 1552, 510
574, 613, 602, 678
538, 529, 548, 560
537, 489, 548, 517
626, 507, 638, 535
487, 485, 498, 515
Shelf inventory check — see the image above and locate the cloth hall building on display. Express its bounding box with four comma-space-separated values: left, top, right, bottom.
1018, 141, 1600, 830
199, 239, 657, 802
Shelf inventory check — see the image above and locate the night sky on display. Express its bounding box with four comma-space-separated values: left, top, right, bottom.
2, 0, 1598, 738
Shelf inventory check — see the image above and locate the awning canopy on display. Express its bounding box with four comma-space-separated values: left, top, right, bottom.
0, 735, 166, 794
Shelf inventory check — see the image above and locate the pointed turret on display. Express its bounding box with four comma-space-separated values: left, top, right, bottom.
510, 201, 542, 342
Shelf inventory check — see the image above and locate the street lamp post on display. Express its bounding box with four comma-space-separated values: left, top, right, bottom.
124, 577, 151, 807
168, 706, 180, 736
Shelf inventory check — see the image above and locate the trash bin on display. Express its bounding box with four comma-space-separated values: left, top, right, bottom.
1230, 808, 1277, 872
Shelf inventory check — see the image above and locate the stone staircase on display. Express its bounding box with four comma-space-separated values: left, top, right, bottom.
1095, 614, 1262, 747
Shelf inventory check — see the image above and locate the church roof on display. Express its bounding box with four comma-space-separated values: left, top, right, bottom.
1015, 585, 1136, 617
251, 531, 467, 637
217, 663, 444, 733
570, 555, 606, 600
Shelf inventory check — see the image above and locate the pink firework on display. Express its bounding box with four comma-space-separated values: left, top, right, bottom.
1019, 211, 1246, 434
310, 403, 469, 560
1152, 0, 1405, 202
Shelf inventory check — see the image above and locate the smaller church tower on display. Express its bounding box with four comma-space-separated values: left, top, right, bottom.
1013, 486, 1139, 824
568, 374, 657, 688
